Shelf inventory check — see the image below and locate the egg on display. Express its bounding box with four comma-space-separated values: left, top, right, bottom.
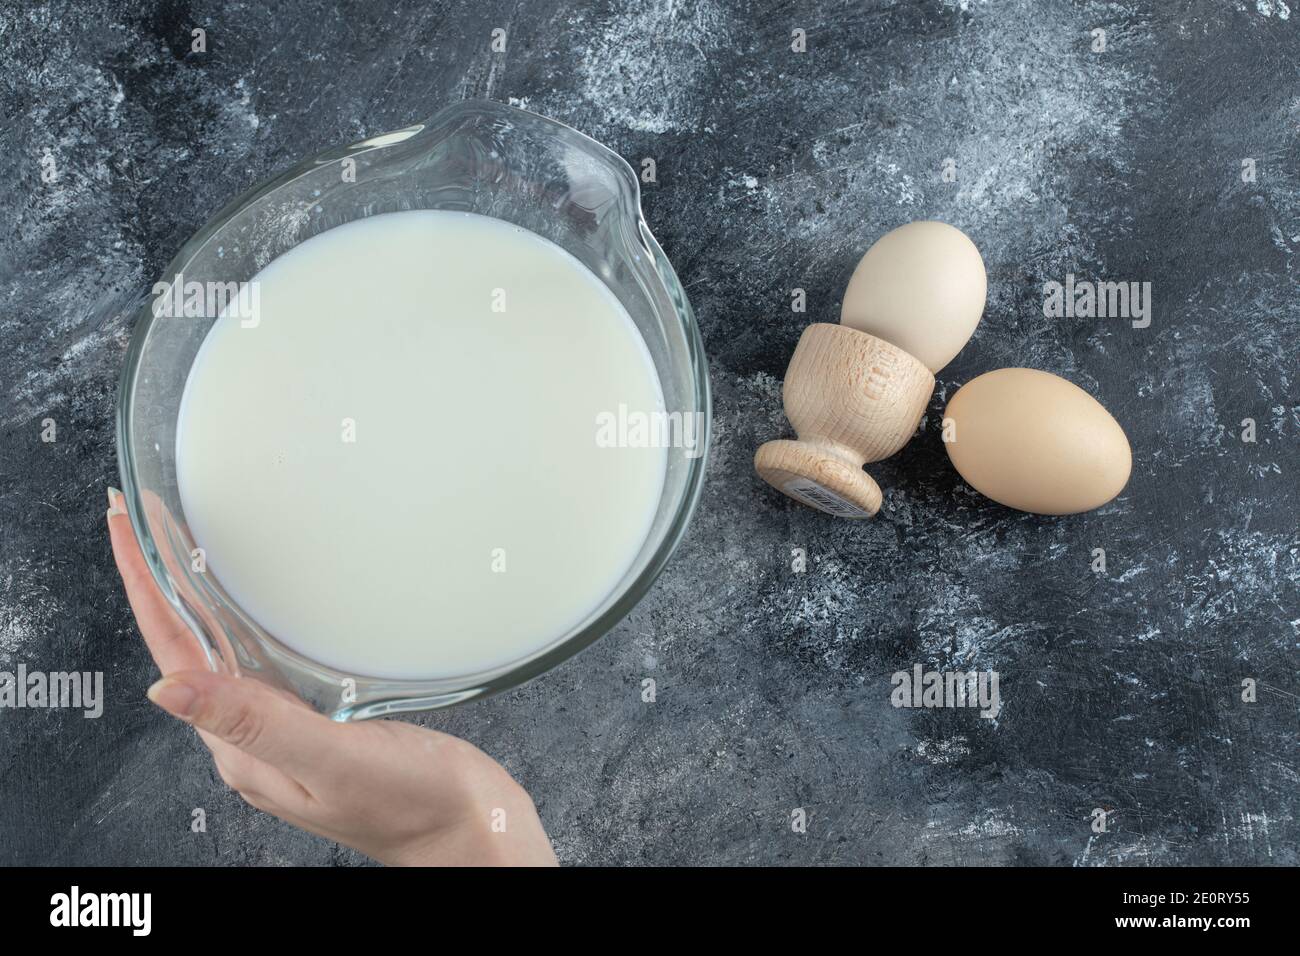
943, 368, 1131, 515
840, 220, 986, 373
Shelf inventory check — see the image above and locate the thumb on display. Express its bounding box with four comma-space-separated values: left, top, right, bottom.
148, 670, 348, 777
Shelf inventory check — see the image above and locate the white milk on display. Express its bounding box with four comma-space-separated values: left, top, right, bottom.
176, 210, 667, 680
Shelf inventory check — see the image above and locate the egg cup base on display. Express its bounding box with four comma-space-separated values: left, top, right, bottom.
755, 439, 882, 518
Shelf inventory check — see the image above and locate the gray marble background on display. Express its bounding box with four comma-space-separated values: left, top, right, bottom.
1, 0, 1297, 865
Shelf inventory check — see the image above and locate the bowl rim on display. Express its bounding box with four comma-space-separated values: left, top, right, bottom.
115, 99, 712, 718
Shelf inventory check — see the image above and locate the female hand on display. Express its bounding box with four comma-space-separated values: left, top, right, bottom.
107, 487, 557, 867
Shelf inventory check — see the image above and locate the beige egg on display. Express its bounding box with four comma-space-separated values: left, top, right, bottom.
943, 368, 1131, 515
840, 220, 986, 373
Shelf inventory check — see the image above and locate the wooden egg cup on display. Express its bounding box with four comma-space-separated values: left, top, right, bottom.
754, 323, 934, 517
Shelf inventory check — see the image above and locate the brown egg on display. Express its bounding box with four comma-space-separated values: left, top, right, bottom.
943, 368, 1131, 515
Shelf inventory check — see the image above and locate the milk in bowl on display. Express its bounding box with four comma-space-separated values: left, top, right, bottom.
175, 210, 668, 681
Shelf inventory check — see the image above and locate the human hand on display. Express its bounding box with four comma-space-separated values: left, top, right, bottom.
106, 487, 557, 867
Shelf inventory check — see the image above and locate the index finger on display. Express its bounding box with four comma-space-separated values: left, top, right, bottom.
107, 486, 210, 675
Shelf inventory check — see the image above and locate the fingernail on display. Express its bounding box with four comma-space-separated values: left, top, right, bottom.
147, 677, 199, 719
107, 486, 125, 518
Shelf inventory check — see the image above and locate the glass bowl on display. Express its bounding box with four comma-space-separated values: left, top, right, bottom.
116, 100, 710, 720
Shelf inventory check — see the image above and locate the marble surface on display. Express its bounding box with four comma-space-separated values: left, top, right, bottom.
1, 0, 1296, 865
